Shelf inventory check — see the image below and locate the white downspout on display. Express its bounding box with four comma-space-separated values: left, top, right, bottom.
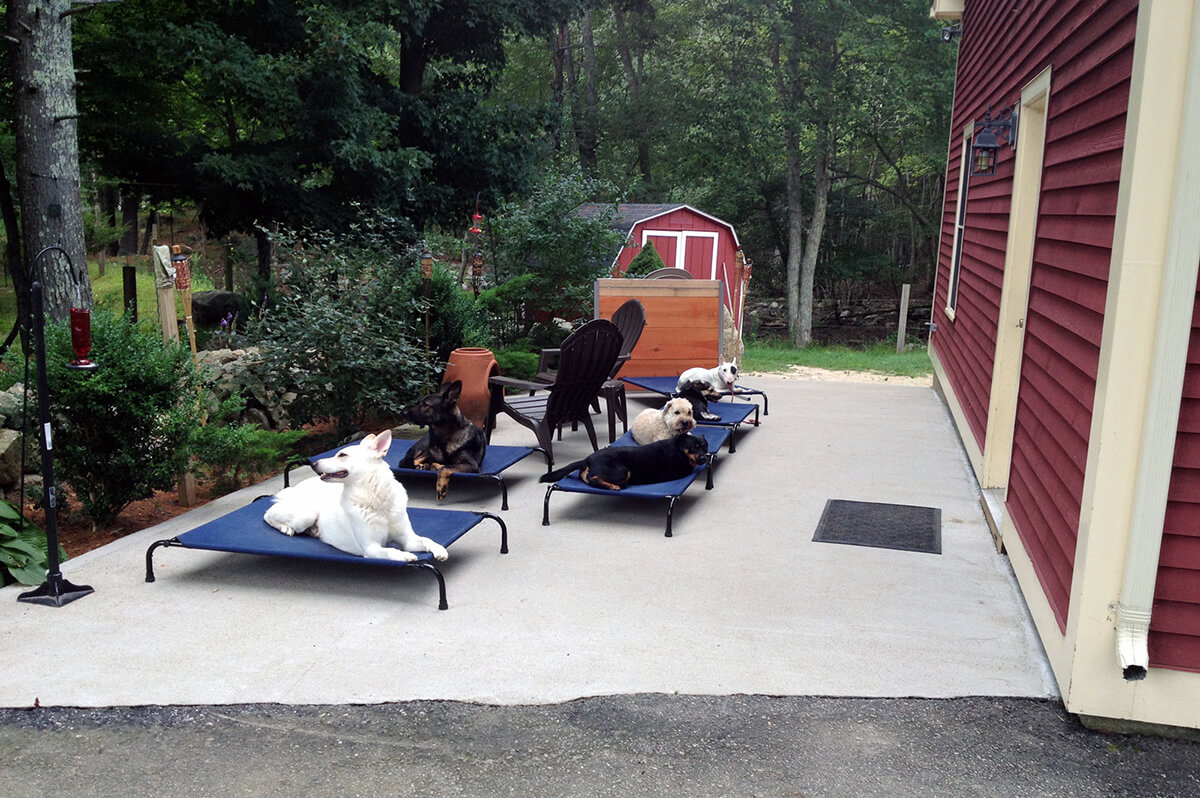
1114, 0, 1200, 681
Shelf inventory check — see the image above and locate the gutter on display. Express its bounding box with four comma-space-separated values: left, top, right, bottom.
1114, 2, 1200, 680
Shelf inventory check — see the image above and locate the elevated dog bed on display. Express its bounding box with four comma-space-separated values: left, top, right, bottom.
620, 376, 761, 452
283, 440, 549, 511
145, 499, 507, 610
619, 375, 769, 416
540, 426, 729, 537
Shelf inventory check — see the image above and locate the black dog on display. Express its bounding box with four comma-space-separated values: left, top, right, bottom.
398, 380, 488, 500
675, 379, 723, 422
539, 432, 709, 490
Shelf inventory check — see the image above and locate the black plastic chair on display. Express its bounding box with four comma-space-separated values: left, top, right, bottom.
597, 299, 646, 441
486, 319, 623, 465
534, 299, 646, 442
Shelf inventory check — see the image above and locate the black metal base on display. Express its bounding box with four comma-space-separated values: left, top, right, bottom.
17, 575, 94, 607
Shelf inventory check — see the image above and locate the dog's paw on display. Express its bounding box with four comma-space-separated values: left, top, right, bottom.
274, 523, 297, 536
428, 542, 449, 562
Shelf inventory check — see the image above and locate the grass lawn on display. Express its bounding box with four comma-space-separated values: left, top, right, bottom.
743, 339, 932, 378
3, 267, 930, 379
0, 258, 215, 346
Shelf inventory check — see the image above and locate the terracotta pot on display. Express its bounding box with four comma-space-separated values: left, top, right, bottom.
443, 347, 498, 430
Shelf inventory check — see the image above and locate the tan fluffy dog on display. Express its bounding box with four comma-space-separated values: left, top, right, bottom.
631, 397, 696, 444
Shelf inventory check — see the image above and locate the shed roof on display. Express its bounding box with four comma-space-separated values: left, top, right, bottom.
577, 203, 686, 232
577, 203, 739, 247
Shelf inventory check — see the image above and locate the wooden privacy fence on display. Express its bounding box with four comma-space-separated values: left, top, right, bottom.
594, 278, 723, 382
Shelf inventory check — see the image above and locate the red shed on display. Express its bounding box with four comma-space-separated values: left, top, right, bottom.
930, 0, 1200, 733
579, 204, 750, 338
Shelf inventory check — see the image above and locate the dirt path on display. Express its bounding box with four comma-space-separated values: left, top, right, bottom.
743, 364, 933, 387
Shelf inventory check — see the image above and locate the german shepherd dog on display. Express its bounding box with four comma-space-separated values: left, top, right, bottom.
398, 380, 488, 500
539, 432, 709, 490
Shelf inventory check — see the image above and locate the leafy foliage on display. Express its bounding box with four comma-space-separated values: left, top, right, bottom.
43, 311, 207, 527
493, 347, 540, 382
624, 240, 666, 277
191, 397, 308, 492
483, 171, 624, 345
72, 0, 575, 266
253, 226, 437, 438
0, 500, 64, 587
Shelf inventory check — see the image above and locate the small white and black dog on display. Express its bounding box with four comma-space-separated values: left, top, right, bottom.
675, 379, 723, 422
631, 397, 696, 444
263, 430, 448, 562
677, 362, 738, 393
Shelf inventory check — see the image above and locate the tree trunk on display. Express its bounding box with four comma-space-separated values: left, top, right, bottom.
0, 157, 29, 351
399, 33, 425, 95
784, 140, 805, 347
611, 2, 652, 186
7, 0, 92, 322
553, 23, 567, 153
797, 145, 831, 348
100, 184, 119, 256
255, 227, 273, 282
119, 190, 139, 255
577, 9, 599, 175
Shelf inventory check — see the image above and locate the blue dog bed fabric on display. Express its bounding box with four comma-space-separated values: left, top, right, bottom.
620, 376, 760, 452
540, 428, 725, 537
284, 440, 548, 510
611, 425, 732, 460
619, 375, 769, 416
144, 499, 507, 610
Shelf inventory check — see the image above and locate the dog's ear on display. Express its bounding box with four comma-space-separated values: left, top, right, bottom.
440, 380, 463, 401
364, 429, 392, 456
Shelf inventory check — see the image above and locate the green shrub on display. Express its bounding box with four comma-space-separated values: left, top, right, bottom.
43, 310, 207, 528
0, 500, 64, 587
483, 171, 625, 345
396, 263, 490, 362
624, 240, 666, 277
191, 397, 308, 492
254, 227, 436, 437
494, 347, 539, 382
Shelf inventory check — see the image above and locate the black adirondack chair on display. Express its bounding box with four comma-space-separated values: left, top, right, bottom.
486, 319, 623, 465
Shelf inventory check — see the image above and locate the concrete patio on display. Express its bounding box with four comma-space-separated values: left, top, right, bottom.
0, 374, 1057, 708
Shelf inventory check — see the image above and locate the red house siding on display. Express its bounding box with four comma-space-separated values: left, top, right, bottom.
932, 0, 1138, 630
1155, 275, 1200, 672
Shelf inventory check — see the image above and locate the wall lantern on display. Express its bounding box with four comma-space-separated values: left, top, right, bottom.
970, 104, 1019, 177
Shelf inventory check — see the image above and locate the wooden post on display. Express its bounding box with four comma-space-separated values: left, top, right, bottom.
152, 244, 179, 343
177, 471, 197, 507
897, 283, 911, 353
122, 258, 138, 322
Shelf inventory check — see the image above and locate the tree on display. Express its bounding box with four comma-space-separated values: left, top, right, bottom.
504, 0, 954, 343
73, 0, 585, 280
5, 0, 92, 324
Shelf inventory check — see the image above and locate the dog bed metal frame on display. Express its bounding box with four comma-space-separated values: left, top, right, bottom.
540, 426, 731, 537
145, 499, 507, 610
282, 440, 549, 511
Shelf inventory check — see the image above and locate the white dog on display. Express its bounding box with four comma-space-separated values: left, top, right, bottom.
263, 430, 448, 562
631, 397, 696, 444
676, 362, 738, 393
